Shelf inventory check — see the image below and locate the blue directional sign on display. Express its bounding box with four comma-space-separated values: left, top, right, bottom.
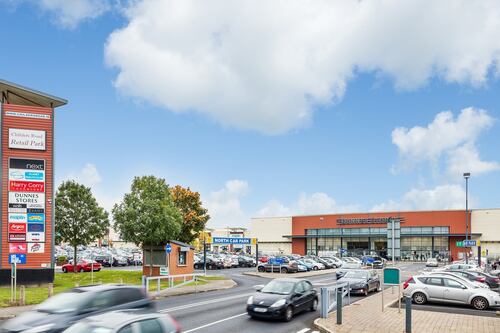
340, 248, 347, 254
165, 244, 172, 254
9, 254, 26, 264
211, 237, 253, 245
268, 258, 284, 265
463, 240, 477, 247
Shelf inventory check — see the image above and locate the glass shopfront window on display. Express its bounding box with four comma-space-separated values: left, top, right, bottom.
401, 236, 449, 261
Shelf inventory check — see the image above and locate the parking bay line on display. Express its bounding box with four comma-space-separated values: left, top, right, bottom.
183, 312, 248, 333
158, 293, 254, 313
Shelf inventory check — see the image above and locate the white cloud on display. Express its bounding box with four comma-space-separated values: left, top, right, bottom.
106, 0, 500, 134
392, 107, 499, 178
204, 180, 249, 228
258, 192, 359, 217
37, 0, 112, 28
371, 184, 465, 212
67, 163, 102, 187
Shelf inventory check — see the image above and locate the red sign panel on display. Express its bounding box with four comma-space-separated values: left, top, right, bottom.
8, 223, 27, 233
9, 233, 26, 242
9, 243, 27, 254
9, 180, 45, 192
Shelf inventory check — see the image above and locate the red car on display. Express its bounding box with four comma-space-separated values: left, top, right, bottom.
62, 260, 101, 273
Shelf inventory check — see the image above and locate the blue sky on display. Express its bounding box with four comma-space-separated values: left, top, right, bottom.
1, 1, 499, 228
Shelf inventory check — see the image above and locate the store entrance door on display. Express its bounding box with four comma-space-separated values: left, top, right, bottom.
374, 241, 387, 258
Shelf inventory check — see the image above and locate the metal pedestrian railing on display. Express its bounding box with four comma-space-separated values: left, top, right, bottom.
320, 282, 351, 320
142, 273, 205, 295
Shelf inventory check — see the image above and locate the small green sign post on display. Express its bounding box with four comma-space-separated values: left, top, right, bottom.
456, 241, 463, 247
382, 267, 401, 313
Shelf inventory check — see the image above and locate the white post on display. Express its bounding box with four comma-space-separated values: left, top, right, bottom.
392, 219, 395, 264
91, 251, 94, 285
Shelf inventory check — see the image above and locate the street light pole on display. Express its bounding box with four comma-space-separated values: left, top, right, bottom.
464, 172, 470, 265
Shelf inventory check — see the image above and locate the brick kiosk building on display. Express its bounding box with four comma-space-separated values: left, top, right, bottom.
286, 210, 476, 261
0, 80, 66, 285
142, 240, 194, 277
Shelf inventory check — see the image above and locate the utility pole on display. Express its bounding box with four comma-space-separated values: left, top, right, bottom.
464, 172, 470, 265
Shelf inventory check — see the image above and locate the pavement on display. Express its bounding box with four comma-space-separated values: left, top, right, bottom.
156, 278, 236, 297
244, 269, 336, 279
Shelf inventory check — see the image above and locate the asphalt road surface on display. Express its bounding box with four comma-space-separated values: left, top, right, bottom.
154, 268, 365, 333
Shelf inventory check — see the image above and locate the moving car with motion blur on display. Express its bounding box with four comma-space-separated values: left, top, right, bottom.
337, 269, 381, 296
403, 274, 500, 310
0, 285, 153, 333
247, 278, 318, 321
63, 310, 180, 333
426, 258, 438, 267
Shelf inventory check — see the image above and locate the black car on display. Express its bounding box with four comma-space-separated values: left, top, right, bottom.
94, 255, 112, 267
193, 257, 224, 270
247, 278, 318, 321
337, 269, 380, 296
448, 270, 500, 289
238, 256, 255, 267
63, 310, 180, 333
0, 285, 153, 333
257, 258, 299, 273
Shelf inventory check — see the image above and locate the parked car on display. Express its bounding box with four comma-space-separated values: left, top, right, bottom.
337, 270, 380, 296
62, 260, 101, 273
94, 255, 112, 267
302, 258, 325, 271
257, 258, 299, 273
238, 256, 256, 267
403, 274, 500, 310
297, 263, 308, 272
112, 256, 128, 267
426, 258, 439, 267
461, 271, 500, 289
315, 257, 336, 269
194, 257, 224, 270
247, 278, 318, 321
63, 310, 181, 333
336, 262, 362, 279
0, 285, 153, 333
434, 263, 483, 272
297, 260, 313, 271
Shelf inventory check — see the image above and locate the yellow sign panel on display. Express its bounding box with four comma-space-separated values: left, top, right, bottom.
205, 237, 212, 244
251, 238, 257, 245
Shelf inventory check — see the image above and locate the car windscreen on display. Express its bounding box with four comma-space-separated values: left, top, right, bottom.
343, 271, 369, 279
261, 280, 296, 295
64, 322, 112, 333
36, 291, 89, 314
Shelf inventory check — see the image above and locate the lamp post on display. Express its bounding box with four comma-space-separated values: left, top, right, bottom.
464, 172, 470, 264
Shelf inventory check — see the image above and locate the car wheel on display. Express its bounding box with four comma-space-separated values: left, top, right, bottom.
62, 267, 67, 273
472, 296, 489, 310
312, 266, 318, 271
364, 285, 369, 296
310, 298, 318, 311
412, 292, 427, 305
284, 306, 293, 322
258, 266, 265, 272
281, 267, 288, 274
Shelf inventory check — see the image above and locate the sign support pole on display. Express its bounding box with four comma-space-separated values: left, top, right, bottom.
255, 241, 259, 270
203, 238, 207, 276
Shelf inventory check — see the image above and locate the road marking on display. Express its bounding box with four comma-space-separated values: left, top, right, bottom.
159, 293, 253, 313
297, 329, 311, 333
183, 312, 248, 333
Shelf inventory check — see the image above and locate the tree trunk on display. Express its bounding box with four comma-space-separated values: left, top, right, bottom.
74, 244, 78, 273
149, 245, 153, 277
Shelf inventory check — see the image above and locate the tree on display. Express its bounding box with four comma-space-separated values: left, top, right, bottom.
170, 185, 210, 244
113, 176, 182, 275
55, 181, 109, 272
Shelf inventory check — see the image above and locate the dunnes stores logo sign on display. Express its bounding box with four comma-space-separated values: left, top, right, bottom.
336, 217, 405, 225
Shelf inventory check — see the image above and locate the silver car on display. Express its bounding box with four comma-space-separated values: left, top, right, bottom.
403, 274, 500, 310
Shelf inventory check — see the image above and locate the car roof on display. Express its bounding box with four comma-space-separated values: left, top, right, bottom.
81, 310, 163, 328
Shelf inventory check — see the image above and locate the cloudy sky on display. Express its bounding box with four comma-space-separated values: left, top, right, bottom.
1, 0, 500, 228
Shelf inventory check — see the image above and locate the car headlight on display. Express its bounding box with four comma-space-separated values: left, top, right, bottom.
270, 299, 287, 308
247, 296, 254, 305
22, 323, 55, 333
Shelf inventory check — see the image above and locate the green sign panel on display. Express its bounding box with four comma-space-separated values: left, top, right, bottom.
456, 241, 463, 247
383, 268, 400, 285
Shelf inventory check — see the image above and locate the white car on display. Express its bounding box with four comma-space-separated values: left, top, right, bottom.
433, 263, 483, 273
404, 274, 500, 310
303, 259, 325, 270
426, 258, 439, 267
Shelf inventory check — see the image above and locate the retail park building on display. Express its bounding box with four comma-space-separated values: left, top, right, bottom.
250, 209, 500, 261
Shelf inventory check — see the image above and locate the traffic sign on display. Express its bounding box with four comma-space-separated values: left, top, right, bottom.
159, 266, 168, 276
9, 253, 26, 264
268, 258, 284, 265
165, 244, 172, 254
456, 241, 463, 247
209, 237, 256, 245
462, 240, 480, 247
340, 248, 347, 254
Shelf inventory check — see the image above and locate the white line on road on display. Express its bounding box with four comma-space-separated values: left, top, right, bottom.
183, 312, 248, 333
158, 293, 254, 313
296, 328, 311, 333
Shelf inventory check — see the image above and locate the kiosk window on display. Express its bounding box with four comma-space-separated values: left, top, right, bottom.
178, 250, 187, 265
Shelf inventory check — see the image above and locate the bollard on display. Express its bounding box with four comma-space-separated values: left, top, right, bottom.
48, 283, 54, 297
320, 287, 328, 318
336, 288, 342, 325
405, 296, 412, 333
19, 285, 25, 306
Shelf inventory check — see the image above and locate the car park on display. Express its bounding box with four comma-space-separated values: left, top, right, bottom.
403, 274, 500, 310
0, 285, 153, 333
63, 310, 181, 333
337, 270, 380, 296
247, 278, 318, 321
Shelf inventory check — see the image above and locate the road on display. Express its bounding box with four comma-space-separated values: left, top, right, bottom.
154, 268, 364, 333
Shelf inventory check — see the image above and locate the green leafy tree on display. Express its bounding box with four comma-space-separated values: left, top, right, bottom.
170, 185, 210, 244
113, 176, 182, 275
55, 181, 110, 272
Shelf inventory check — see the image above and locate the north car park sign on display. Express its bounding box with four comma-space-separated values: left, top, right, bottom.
207, 237, 257, 245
